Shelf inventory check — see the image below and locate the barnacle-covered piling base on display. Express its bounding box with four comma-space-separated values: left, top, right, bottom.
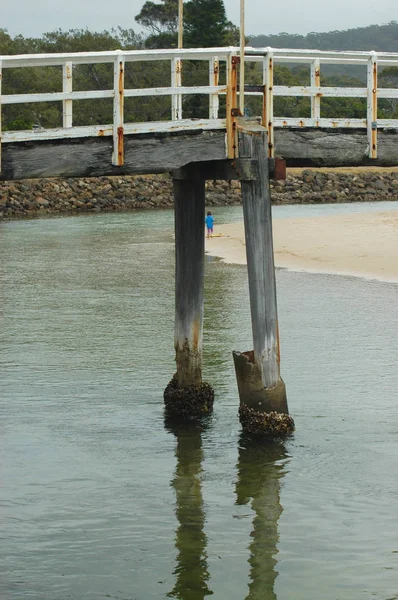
233, 350, 294, 437
239, 404, 295, 437
164, 375, 214, 419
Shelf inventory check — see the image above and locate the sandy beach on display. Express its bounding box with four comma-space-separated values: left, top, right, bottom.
206, 209, 398, 282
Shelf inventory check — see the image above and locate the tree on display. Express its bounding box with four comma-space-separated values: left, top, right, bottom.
184, 0, 232, 48
134, 0, 237, 49
135, 0, 178, 47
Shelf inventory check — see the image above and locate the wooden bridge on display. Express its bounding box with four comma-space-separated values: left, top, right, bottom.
1, 46, 398, 179
2, 45, 397, 435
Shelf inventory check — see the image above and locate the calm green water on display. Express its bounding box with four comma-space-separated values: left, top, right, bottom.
1, 203, 398, 600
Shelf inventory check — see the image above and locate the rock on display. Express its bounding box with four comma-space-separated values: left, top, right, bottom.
36, 197, 50, 206
0, 170, 396, 221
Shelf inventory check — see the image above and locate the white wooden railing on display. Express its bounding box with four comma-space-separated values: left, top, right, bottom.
1, 46, 398, 171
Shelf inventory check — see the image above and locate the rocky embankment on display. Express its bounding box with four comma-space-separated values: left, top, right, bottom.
1, 170, 397, 219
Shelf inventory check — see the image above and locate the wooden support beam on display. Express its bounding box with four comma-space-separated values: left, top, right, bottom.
164, 162, 215, 417
238, 120, 281, 389
0, 130, 227, 180
233, 118, 294, 436
174, 158, 259, 182
174, 163, 205, 388
2, 127, 398, 181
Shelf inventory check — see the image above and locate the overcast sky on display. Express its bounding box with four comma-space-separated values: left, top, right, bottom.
2, 0, 396, 39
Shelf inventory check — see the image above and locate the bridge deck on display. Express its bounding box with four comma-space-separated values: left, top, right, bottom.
1, 47, 398, 179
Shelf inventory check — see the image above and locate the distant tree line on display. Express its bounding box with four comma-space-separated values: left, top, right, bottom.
249, 22, 398, 53
0, 9, 397, 131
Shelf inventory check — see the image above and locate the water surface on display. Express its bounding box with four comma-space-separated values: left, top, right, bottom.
1, 204, 398, 599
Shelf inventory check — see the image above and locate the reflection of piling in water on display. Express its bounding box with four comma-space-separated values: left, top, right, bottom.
236, 437, 287, 600
166, 420, 212, 599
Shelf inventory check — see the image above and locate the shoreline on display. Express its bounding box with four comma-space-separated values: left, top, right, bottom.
205, 209, 398, 284
1, 168, 397, 220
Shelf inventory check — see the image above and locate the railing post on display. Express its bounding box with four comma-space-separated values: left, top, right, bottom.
310, 58, 320, 122
367, 51, 378, 159
262, 50, 274, 158
226, 53, 239, 159
113, 51, 125, 167
171, 57, 182, 121
209, 57, 219, 119
62, 61, 73, 128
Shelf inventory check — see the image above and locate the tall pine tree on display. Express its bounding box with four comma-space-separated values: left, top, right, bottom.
184, 0, 231, 47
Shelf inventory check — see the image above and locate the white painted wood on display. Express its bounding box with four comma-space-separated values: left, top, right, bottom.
2, 86, 227, 105
2, 47, 398, 69
274, 117, 367, 128
1, 119, 227, 143
113, 53, 124, 166
378, 89, 398, 99
262, 53, 274, 157
377, 118, 398, 127
274, 86, 368, 98
62, 61, 73, 128
0, 48, 233, 69
239, 0, 245, 115
125, 85, 226, 97
2, 90, 114, 104
209, 57, 219, 119
367, 51, 378, 159
246, 47, 398, 62
171, 58, 182, 120
310, 59, 321, 120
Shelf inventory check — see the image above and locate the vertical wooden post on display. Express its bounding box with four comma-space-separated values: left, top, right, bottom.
174, 165, 205, 387
171, 57, 182, 121
367, 51, 378, 159
112, 52, 124, 167
262, 51, 274, 158
233, 119, 294, 436
209, 57, 219, 120
164, 163, 214, 417
226, 53, 238, 159
310, 58, 321, 122
62, 61, 73, 128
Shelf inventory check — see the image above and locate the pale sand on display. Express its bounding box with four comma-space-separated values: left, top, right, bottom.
205, 210, 398, 282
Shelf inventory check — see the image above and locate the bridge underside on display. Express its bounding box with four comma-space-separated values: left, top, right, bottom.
1, 128, 398, 180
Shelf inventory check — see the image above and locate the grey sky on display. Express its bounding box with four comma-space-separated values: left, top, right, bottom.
3, 0, 396, 40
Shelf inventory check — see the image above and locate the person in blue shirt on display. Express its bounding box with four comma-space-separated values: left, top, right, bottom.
205, 211, 214, 239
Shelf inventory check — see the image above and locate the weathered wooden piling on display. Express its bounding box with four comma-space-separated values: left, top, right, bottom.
233, 120, 294, 436
164, 163, 214, 417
